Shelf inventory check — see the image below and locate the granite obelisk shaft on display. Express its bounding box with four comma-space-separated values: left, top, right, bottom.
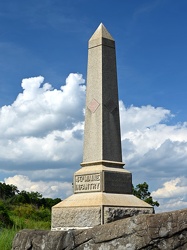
83, 23, 122, 164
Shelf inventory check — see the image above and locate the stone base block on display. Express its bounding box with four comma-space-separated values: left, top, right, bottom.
104, 206, 153, 223
52, 206, 101, 229
51, 193, 154, 230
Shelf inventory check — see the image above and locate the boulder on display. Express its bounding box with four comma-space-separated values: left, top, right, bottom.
12, 208, 187, 250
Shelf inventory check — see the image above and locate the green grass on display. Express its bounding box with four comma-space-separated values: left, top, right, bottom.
0, 228, 17, 250
0, 214, 51, 250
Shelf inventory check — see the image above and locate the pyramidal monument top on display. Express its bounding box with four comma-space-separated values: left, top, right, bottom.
89, 23, 114, 41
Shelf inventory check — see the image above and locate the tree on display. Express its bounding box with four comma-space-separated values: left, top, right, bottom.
14, 190, 31, 204
133, 182, 159, 207
0, 183, 19, 200
40, 197, 61, 209
28, 191, 42, 207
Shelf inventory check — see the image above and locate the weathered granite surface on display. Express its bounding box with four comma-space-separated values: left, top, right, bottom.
83, 23, 122, 163
12, 208, 187, 250
103, 206, 152, 223
52, 207, 101, 228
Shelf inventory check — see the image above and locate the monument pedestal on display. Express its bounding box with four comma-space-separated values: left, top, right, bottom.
52, 193, 153, 230
52, 161, 153, 230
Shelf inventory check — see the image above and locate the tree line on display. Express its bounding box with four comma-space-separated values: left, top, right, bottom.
0, 182, 61, 209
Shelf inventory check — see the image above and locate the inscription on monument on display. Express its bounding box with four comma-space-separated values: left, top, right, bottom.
74, 173, 101, 193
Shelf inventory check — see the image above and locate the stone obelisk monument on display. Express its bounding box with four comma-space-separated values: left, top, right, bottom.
52, 23, 153, 230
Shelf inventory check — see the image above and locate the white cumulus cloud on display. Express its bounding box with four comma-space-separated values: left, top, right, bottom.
152, 177, 187, 199
5, 175, 72, 199
120, 102, 187, 179
151, 177, 187, 212
0, 73, 85, 169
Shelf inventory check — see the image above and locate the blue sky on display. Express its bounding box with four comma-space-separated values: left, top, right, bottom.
0, 0, 187, 212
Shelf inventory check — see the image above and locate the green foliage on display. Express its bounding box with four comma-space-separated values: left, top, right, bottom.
0, 227, 17, 250
33, 206, 51, 221
0, 200, 13, 229
12, 190, 45, 207
41, 197, 62, 208
0, 216, 51, 250
13, 204, 36, 218
0, 182, 61, 231
0, 182, 61, 249
0, 182, 61, 208
132, 182, 159, 207
12, 204, 51, 222
13, 190, 31, 204
0, 183, 18, 200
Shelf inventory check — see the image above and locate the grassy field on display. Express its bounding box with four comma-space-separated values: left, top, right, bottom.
0, 205, 51, 250
0, 228, 18, 250
0, 218, 50, 250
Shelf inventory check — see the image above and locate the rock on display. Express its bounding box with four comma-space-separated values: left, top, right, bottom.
12, 208, 187, 250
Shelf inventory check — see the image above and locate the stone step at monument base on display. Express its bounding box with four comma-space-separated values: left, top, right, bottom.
51, 193, 154, 231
